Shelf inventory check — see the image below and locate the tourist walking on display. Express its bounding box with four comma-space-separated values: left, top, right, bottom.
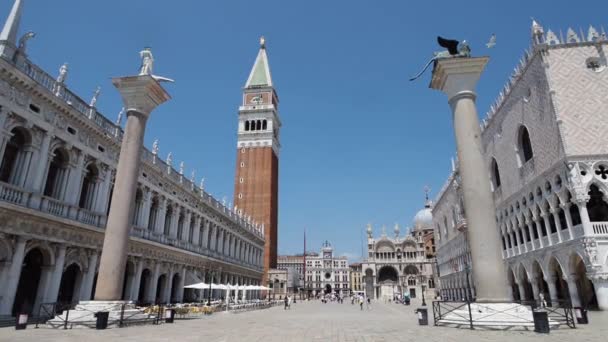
366, 297, 371, 310
284, 296, 289, 310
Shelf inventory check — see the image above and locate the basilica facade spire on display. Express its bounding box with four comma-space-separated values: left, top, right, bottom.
234, 37, 281, 279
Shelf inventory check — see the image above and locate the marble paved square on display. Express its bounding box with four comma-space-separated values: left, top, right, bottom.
1, 300, 606, 342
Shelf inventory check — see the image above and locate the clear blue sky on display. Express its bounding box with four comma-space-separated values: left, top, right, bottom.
5, 0, 607, 260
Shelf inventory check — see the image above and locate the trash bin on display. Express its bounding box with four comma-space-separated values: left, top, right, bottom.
94, 311, 109, 330
165, 309, 175, 323
415, 308, 428, 326
532, 310, 549, 334
574, 307, 589, 324
15, 313, 28, 330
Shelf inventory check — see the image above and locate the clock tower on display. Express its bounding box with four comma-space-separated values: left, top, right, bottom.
234, 37, 281, 278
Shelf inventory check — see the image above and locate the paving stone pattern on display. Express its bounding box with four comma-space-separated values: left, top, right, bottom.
0, 299, 606, 342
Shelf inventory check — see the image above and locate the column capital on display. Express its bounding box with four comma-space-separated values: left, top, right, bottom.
112, 75, 171, 117
430, 56, 489, 100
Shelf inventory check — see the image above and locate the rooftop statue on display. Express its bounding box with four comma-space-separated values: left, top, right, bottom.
17, 31, 35, 55
56, 63, 68, 83
139, 47, 174, 83
409, 36, 471, 81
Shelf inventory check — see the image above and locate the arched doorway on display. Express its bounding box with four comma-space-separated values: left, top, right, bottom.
12, 248, 44, 316
377, 266, 399, 300
57, 264, 83, 305
156, 274, 167, 304
324, 284, 332, 294
138, 269, 151, 303
121, 261, 135, 300
171, 273, 180, 303
548, 257, 569, 302
571, 253, 598, 309
520, 268, 533, 301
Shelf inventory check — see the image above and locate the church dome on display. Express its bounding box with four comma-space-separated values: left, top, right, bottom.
413, 202, 433, 229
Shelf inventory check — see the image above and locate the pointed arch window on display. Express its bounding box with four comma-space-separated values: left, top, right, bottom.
517, 126, 534, 164
490, 157, 501, 190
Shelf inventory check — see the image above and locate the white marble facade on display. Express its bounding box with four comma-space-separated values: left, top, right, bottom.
0, 1, 264, 317
433, 21, 608, 310
362, 203, 436, 301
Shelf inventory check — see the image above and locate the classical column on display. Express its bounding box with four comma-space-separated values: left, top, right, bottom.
44, 244, 67, 303
163, 265, 174, 303
526, 221, 536, 251
566, 275, 582, 307
430, 57, 509, 302
542, 214, 554, 246
530, 278, 540, 301
177, 267, 186, 303
140, 188, 152, 231
514, 281, 527, 301
534, 217, 544, 248
182, 210, 192, 242
94, 73, 171, 301
129, 259, 144, 301
562, 203, 574, 241
546, 275, 559, 305
577, 200, 595, 236
592, 278, 608, 311
0, 237, 27, 315
154, 197, 167, 235
26, 130, 52, 193
147, 263, 161, 304
66, 151, 86, 206
551, 210, 563, 243
79, 251, 99, 301
169, 205, 179, 239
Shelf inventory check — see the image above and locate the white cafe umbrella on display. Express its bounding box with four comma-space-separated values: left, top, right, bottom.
184, 282, 208, 289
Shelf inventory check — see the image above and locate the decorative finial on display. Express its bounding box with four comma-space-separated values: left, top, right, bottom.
152, 139, 159, 155
190, 169, 196, 182
394, 223, 400, 237
179, 161, 185, 175
366, 223, 373, 238
166, 152, 173, 166
424, 185, 431, 202
381, 225, 386, 236
116, 107, 124, 125
56, 63, 68, 83
200, 178, 205, 191
222, 196, 227, 207
259, 36, 266, 48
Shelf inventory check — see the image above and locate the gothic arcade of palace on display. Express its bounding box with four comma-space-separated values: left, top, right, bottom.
0, 1, 280, 317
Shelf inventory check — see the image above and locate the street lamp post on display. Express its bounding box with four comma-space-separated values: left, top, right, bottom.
206, 269, 217, 306
419, 275, 427, 306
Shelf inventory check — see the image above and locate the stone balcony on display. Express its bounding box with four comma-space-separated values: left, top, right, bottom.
0, 180, 264, 273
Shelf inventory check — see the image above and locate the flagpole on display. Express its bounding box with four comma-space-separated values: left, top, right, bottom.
303, 228, 307, 299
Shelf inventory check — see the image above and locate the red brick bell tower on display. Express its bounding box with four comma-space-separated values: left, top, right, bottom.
234, 37, 280, 279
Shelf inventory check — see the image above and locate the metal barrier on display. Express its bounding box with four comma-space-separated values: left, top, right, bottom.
432, 300, 576, 330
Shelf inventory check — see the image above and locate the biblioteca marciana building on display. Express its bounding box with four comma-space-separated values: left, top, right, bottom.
433, 21, 608, 310
362, 200, 436, 300
0, 0, 274, 317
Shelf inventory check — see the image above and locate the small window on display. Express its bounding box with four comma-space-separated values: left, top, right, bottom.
491, 157, 501, 190
518, 126, 534, 163
238, 193, 243, 199
142, 172, 147, 178
29, 104, 40, 113
241, 148, 245, 154
240, 162, 245, 168
262, 120, 267, 130
586, 57, 605, 73
239, 177, 244, 184
245, 121, 250, 131
97, 145, 105, 153
523, 88, 532, 103
67, 126, 77, 135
